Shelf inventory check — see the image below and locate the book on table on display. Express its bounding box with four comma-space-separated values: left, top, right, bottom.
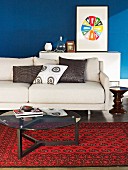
13, 108, 67, 118
13, 108, 44, 118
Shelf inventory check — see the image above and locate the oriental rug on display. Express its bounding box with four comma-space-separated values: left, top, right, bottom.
0, 122, 128, 167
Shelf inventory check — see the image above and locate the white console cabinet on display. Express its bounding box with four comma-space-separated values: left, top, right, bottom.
39, 51, 121, 83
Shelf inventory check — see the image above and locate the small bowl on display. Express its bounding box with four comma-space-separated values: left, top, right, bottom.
21, 106, 33, 112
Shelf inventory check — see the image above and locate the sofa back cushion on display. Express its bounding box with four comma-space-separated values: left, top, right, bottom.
34, 57, 100, 82
34, 57, 58, 65
59, 57, 99, 82
0, 57, 34, 80
86, 58, 100, 82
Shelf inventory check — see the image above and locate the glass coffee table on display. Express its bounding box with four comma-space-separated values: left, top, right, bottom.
0, 110, 81, 159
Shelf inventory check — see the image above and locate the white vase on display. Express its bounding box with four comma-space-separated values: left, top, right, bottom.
44, 43, 52, 51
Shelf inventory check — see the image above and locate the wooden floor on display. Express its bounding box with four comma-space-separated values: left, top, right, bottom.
1, 101, 128, 170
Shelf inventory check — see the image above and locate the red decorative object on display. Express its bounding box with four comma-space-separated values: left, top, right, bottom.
20, 105, 33, 112
0, 122, 128, 167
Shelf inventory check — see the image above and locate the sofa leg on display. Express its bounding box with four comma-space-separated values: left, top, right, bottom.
88, 110, 91, 120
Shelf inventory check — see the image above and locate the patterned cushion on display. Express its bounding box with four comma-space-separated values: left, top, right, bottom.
33, 65, 68, 85
59, 57, 87, 83
13, 66, 42, 84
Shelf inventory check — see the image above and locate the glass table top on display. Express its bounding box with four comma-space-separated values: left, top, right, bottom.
0, 110, 81, 130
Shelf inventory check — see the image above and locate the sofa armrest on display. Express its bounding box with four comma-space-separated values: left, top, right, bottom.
100, 71, 109, 110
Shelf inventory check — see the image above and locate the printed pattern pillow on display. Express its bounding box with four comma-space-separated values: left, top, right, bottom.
33, 65, 68, 85
13, 65, 42, 84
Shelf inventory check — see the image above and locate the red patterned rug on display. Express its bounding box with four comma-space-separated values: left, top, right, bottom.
0, 122, 128, 167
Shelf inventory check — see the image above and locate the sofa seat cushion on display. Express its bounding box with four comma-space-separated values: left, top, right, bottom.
0, 81, 30, 102
29, 81, 104, 104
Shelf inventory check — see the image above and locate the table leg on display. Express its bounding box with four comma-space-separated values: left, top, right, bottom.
17, 121, 79, 159
75, 122, 79, 145
17, 129, 22, 159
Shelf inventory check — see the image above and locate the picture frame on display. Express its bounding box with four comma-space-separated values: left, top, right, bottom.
76, 6, 108, 52
66, 41, 75, 52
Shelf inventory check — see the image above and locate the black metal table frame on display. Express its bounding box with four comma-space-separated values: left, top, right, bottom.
17, 117, 79, 159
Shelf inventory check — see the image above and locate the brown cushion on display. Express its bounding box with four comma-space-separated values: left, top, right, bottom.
59, 57, 87, 83
13, 66, 42, 84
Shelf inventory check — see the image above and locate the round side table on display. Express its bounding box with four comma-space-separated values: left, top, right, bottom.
109, 86, 128, 114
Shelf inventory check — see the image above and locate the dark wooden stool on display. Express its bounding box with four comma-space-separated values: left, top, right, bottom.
109, 86, 128, 114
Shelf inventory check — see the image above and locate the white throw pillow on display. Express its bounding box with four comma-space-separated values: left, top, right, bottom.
33, 65, 68, 85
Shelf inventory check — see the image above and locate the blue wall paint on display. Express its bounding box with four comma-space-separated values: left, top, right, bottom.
109, 9, 128, 79
0, 0, 128, 78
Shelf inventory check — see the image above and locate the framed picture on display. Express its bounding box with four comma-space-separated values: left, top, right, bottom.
76, 6, 108, 52
66, 41, 75, 52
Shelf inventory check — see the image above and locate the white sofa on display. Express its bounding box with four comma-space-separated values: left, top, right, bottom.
0, 56, 109, 111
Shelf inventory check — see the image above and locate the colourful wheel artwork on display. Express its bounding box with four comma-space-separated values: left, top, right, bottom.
81, 16, 103, 40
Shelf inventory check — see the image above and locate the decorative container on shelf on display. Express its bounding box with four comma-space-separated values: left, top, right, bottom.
55, 36, 66, 52
44, 43, 52, 51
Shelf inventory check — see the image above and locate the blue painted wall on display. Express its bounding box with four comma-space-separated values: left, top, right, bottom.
0, 0, 128, 78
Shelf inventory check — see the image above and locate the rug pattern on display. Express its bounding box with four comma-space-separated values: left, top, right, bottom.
0, 122, 128, 167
